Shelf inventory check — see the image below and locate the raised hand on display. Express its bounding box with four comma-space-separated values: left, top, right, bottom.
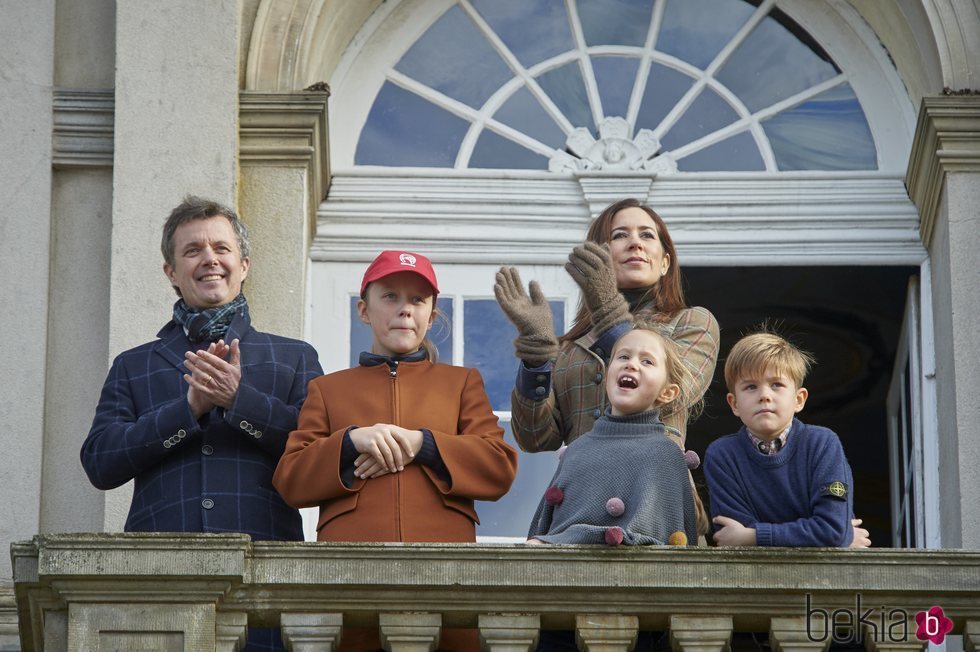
184, 338, 243, 415
494, 266, 559, 367
565, 242, 630, 337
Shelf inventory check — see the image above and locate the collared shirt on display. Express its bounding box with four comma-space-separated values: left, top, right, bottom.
747, 425, 791, 455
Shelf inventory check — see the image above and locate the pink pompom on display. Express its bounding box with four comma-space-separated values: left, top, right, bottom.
544, 486, 564, 506
604, 526, 624, 546
684, 449, 701, 470
605, 497, 625, 517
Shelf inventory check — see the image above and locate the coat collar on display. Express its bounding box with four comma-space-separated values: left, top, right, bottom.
153, 311, 252, 370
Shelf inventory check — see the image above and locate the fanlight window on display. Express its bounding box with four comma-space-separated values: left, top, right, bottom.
355, 0, 877, 172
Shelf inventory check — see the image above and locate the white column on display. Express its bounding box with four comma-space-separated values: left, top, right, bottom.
106, 0, 242, 530
0, 0, 55, 582
906, 96, 980, 548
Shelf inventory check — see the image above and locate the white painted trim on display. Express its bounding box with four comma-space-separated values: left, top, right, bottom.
918, 258, 941, 549
314, 172, 924, 266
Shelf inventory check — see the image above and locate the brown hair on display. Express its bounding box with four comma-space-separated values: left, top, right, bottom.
613, 320, 701, 420
724, 329, 815, 393
561, 198, 687, 343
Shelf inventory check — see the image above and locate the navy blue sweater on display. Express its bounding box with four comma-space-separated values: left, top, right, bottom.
703, 419, 854, 547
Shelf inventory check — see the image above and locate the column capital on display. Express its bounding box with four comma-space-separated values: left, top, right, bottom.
906, 95, 980, 247
239, 90, 330, 219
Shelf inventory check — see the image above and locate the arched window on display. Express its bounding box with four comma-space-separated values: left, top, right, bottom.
354, 0, 876, 172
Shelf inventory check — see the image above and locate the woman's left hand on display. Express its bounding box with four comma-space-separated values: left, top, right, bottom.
565, 242, 630, 334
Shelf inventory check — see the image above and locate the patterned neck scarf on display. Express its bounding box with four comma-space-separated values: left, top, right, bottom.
172, 293, 249, 343
358, 347, 428, 368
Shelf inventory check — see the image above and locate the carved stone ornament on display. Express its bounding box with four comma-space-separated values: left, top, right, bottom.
549, 116, 677, 173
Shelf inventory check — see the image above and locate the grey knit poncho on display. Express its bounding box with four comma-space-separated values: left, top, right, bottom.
527, 409, 697, 545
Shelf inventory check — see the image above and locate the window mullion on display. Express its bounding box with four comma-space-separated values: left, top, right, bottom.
626, 0, 666, 130
565, 0, 605, 127
459, 0, 575, 134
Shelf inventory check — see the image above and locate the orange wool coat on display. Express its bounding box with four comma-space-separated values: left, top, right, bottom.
273, 359, 518, 542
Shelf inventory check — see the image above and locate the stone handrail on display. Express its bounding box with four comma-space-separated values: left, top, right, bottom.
10, 533, 980, 651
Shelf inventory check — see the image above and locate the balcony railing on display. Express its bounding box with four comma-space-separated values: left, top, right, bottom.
10, 533, 980, 651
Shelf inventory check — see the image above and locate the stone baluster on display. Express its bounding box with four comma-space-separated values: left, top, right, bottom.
215, 612, 248, 652
281, 612, 343, 651
479, 613, 541, 651
669, 615, 733, 652
379, 612, 441, 652
575, 614, 639, 651
769, 616, 829, 652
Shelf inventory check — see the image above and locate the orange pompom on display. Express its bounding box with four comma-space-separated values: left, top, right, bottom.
668, 531, 688, 546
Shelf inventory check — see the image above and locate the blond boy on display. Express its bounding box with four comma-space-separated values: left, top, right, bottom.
703, 331, 868, 547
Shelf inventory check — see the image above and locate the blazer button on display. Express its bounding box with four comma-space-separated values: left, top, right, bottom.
253, 431, 262, 439
163, 440, 172, 449
201, 444, 214, 456
202, 498, 215, 510
240, 420, 249, 429
177, 429, 187, 438
535, 374, 547, 383
594, 373, 603, 384
534, 386, 547, 398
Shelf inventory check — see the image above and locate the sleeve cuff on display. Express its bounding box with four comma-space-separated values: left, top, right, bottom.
416, 429, 450, 484
340, 427, 359, 488
516, 360, 553, 401
754, 522, 773, 546
590, 321, 631, 362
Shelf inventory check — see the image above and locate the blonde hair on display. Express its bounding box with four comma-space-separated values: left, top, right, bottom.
615, 319, 700, 420
724, 330, 815, 393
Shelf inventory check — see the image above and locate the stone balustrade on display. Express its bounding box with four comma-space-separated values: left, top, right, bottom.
9, 534, 980, 651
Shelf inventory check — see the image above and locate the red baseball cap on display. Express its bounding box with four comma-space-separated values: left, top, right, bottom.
360, 250, 440, 297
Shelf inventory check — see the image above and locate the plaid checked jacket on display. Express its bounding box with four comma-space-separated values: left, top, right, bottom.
81, 312, 322, 541
511, 305, 719, 451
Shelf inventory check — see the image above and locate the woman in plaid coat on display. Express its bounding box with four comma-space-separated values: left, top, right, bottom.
495, 198, 719, 535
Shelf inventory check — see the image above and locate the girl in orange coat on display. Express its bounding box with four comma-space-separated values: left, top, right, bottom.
274, 250, 517, 543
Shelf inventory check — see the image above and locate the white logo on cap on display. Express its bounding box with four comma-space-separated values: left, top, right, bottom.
399, 253, 417, 267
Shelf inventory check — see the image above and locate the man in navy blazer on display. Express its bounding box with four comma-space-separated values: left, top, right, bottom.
81, 196, 321, 542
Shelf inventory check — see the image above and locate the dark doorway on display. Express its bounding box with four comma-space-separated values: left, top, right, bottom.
683, 265, 917, 548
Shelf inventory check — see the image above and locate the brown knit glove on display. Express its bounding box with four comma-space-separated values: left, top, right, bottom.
564, 241, 631, 337
494, 266, 559, 367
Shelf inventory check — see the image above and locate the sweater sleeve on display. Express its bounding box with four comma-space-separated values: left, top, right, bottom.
758, 433, 853, 547
273, 380, 365, 508
423, 367, 518, 501
703, 438, 761, 528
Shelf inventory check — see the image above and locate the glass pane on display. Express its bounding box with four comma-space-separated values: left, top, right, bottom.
471, 0, 575, 68
493, 87, 568, 150
577, 0, 653, 47
536, 62, 596, 134
349, 296, 454, 367
394, 5, 513, 108
463, 299, 564, 411
658, 0, 756, 70
634, 63, 694, 133
676, 130, 764, 171
660, 87, 739, 151
469, 129, 550, 170
355, 82, 470, 167
716, 8, 839, 113
476, 421, 561, 538
762, 83, 876, 171
591, 56, 640, 119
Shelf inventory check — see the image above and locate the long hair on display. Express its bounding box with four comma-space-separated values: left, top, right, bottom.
561, 198, 687, 343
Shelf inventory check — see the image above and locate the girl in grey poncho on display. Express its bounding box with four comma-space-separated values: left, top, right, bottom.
527, 325, 698, 546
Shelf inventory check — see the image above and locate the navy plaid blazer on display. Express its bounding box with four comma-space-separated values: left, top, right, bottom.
81, 312, 322, 541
